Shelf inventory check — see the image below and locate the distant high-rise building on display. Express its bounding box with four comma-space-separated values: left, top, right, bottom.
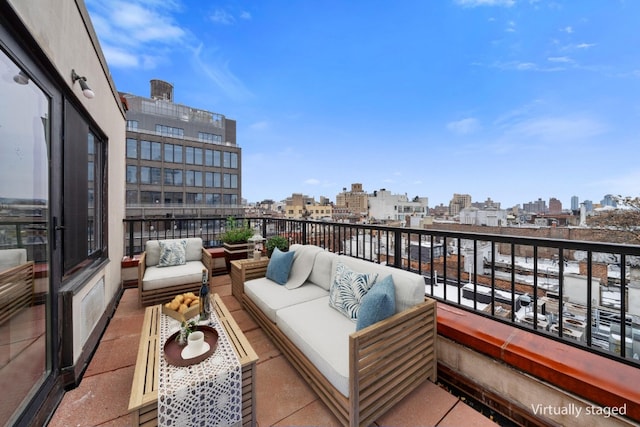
471, 197, 500, 210
336, 183, 368, 217
449, 193, 472, 216
523, 198, 547, 214
549, 197, 562, 214
583, 200, 594, 212
601, 194, 617, 208
284, 193, 332, 220
123, 81, 241, 217
571, 196, 579, 211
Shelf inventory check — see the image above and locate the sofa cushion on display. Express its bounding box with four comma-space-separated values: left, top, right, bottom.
285, 245, 324, 289
245, 278, 328, 323
276, 296, 354, 397
308, 251, 338, 291
266, 247, 295, 285
356, 275, 396, 331
334, 255, 424, 313
145, 237, 203, 266
158, 239, 187, 267
142, 261, 204, 291
0, 248, 27, 272
329, 262, 378, 321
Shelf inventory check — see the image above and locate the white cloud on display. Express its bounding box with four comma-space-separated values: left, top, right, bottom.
210, 8, 235, 25
561, 26, 574, 34
576, 43, 596, 49
502, 115, 607, 142
191, 44, 253, 101
304, 178, 321, 185
547, 56, 572, 63
240, 11, 252, 20
249, 121, 269, 131
86, 0, 188, 70
447, 118, 481, 135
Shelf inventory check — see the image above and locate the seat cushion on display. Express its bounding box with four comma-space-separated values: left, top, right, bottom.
245, 278, 328, 323
142, 260, 204, 291
276, 296, 355, 397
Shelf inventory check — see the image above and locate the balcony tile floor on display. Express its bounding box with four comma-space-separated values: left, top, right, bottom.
48, 275, 497, 426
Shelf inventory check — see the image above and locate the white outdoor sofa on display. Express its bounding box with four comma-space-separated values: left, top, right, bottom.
233, 244, 437, 427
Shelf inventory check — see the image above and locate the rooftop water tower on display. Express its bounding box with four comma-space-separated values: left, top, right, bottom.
150, 79, 173, 101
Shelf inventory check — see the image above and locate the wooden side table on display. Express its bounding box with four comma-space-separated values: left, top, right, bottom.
230, 258, 269, 300
128, 294, 258, 427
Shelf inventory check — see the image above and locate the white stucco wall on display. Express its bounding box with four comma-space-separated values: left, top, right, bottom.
8, 0, 126, 364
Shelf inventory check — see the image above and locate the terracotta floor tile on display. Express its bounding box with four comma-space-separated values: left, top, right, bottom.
84, 334, 139, 377
230, 308, 259, 333
438, 401, 499, 426
48, 366, 135, 427
101, 313, 145, 341
255, 355, 317, 427
244, 327, 281, 363
274, 400, 342, 427
220, 293, 242, 312
374, 380, 459, 427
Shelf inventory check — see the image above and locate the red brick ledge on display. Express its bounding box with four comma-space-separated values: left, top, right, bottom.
437, 303, 639, 421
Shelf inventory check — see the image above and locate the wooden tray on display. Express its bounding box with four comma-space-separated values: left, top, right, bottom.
163, 325, 218, 367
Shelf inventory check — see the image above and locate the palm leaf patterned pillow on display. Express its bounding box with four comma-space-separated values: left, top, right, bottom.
329, 262, 378, 320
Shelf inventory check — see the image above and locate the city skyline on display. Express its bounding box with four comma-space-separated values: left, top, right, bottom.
86, 0, 640, 207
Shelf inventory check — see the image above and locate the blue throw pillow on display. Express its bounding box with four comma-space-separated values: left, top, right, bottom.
356, 275, 396, 331
266, 247, 295, 285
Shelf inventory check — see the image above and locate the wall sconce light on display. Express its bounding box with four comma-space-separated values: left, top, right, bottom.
13, 70, 29, 85
71, 69, 95, 99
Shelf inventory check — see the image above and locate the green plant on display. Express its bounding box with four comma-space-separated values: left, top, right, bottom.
175, 320, 197, 346
221, 217, 254, 243
266, 235, 289, 257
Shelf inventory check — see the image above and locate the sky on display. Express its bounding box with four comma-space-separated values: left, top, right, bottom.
85, 0, 640, 208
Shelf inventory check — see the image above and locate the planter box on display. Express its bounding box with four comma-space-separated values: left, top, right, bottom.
223, 242, 250, 272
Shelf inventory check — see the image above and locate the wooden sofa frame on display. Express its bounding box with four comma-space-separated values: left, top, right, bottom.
233, 262, 437, 427
137, 246, 213, 306
0, 261, 35, 325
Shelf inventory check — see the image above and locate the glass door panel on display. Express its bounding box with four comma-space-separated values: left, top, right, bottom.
0, 48, 51, 424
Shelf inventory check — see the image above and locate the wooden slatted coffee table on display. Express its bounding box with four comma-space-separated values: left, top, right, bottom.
128, 293, 258, 427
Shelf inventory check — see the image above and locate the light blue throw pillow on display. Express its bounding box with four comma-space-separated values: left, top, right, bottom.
356, 275, 396, 331
329, 262, 378, 320
157, 239, 187, 267
266, 247, 295, 285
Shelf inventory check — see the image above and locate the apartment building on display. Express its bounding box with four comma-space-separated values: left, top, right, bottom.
284, 193, 333, 220
335, 183, 368, 218
123, 80, 242, 218
367, 188, 429, 223
448, 193, 472, 216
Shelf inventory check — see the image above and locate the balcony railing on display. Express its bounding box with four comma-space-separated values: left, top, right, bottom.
123, 216, 640, 367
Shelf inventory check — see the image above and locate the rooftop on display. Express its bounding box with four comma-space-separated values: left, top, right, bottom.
48, 277, 498, 427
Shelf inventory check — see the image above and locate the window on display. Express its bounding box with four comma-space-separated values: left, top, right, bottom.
126, 120, 138, 131
164, 192, 183, 204
140, 167, 161, 184
186, 147, 194, 164
164, 168, 183, 186
126, 190, 138, 204
63, 101, 106, 272
194, 148, 203, 165
223, 194, 238, 205
213, 150, 221, 167
164, 143, 174, 162
198, 132, 222, 143
126, 138, 137, 158
223, 173, 238, 188
156, 124, 184, 138
205, 172, 213, 187
222, 151, 238, 168
126, 165, 137, 183
151, 141, 161, 161
186, 192, 203, 204
140, 140, 151, 160
140, 191, 161, 204
164, 143, 183, 163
